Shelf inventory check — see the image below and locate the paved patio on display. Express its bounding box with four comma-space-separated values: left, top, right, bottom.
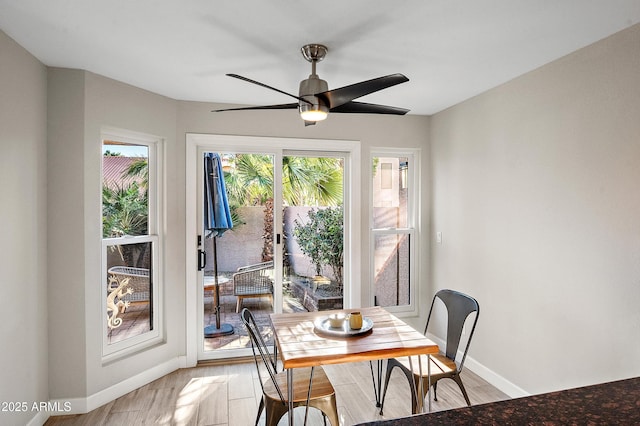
107, 277, 310, 352
107, 302, 152, 344
202, 280, 307, 351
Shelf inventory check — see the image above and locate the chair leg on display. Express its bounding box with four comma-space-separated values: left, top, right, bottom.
378, 360, 394, 414
255, 397, 265, 426
433, 379, 439, 401
309, 396, 339, 426
265, 400, 289, 426
379, 359, 420, 415
236, 296, 242, 313
452, 374, 472, 406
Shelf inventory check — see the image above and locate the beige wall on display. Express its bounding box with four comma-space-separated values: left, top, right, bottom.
430, 23, 640, 394
46, 68, 88, 401
0, 30, 48, 425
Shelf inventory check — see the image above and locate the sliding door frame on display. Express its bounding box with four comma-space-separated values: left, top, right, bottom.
185, 134, 361, 364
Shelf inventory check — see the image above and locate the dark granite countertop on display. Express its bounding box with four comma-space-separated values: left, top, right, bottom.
357, 377, 640, 425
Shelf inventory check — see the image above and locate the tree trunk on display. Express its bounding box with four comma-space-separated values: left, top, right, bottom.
262, 198, 274, 262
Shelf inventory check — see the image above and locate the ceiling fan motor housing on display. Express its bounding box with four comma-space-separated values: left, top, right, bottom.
299, 75, 329, 116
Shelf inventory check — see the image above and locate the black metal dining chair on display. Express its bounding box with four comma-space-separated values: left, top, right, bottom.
379, 289, 480, 414
240, 308, 340, 426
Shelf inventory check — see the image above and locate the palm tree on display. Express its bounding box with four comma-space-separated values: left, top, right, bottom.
124, 158, 149, 190
102, 183, 148, 238
102, 182, 149, 267
282, 156, 343, 207
223, 154, 343, 262
226, 154, 342, 207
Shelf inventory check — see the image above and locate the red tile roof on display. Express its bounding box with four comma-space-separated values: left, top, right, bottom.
103, 156, 145, 189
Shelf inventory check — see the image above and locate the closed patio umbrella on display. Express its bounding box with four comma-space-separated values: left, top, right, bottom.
203, 152, 234, 337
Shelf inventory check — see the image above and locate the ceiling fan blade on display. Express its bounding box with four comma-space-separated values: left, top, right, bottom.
226, 74, 312, 105
317, 73, 409, 109
212, 103, 298, 112
330, 101, 409, 115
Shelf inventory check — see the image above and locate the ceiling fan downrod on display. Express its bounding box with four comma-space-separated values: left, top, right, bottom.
301, 44, 328, 72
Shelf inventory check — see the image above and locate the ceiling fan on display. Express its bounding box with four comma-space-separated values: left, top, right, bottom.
213, 44, 410, 126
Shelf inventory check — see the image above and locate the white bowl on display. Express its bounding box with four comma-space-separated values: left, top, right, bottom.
328, 313, 345, 328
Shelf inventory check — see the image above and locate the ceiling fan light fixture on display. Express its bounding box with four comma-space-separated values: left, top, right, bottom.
298, 71, 329, 122
299, 103, 329, 121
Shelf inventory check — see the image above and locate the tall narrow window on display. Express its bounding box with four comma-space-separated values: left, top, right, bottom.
101, 128, 162, 360
371, 152, 416, 311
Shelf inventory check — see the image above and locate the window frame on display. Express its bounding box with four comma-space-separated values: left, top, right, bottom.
370, 149, 419, 314
100, 127, 164, 362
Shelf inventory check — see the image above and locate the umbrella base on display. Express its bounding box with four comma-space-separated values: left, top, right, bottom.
204, 323, 234, 338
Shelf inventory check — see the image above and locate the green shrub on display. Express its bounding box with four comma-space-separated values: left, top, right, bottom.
293, 207, 343, 287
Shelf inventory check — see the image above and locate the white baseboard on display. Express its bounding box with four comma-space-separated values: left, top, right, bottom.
45, 355, 187, 420
427, 334, 529, 398
463, 356, 529, 398
26, 410, 49, 426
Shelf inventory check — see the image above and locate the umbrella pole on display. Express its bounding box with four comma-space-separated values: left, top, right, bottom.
204, 235, 234, 338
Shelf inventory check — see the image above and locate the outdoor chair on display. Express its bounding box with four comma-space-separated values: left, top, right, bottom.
380, 289, 480, 414
241, 308, 340, 426
107, 266, 150, 306
233, 261, 274, 312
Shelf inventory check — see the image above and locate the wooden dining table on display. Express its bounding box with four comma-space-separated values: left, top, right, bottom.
270, 306, 439, 425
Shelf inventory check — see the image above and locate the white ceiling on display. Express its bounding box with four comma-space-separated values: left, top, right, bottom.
1, 1, 639, 116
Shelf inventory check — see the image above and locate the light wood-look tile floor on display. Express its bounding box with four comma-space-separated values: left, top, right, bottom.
45, 360, 509, 426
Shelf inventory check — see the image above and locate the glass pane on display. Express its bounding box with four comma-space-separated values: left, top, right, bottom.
284, 155, 344, 312
102, 142, 149, 237
203, 153, 275, 353
380, 163, 393, 189
374, 233, 410, 307
106, 241, 153, 344
372, 156, 408, 228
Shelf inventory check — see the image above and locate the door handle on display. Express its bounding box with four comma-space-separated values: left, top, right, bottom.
197, 249, 206, 271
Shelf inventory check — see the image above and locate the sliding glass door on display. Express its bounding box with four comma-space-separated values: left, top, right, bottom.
281, 153, 344, 313
193, 141, 348, 361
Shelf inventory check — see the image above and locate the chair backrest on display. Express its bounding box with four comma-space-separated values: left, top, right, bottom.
234, 262, 275, 294
236, 261, 274, 274
240, 308, 284, 401
425, 289, 479, 370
